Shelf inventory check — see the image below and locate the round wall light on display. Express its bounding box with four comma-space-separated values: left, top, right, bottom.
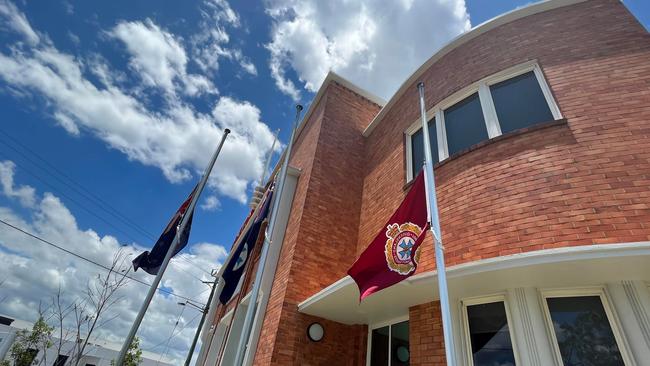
307, 322, 324, 342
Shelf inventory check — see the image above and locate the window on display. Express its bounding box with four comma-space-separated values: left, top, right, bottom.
490, 71, 553, 134
409, 118, 438, 177
463, 297, 517, 366
369, 320, 410, 366
444, 92, 489, 156
405, 61, 561, 181
542, 291, 629, 366
54, 355, 69, 366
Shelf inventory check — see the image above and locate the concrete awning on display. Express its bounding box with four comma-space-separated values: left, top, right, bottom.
298, 242, 650, 325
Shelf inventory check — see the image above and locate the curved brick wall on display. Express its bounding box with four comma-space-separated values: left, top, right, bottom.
357, 0, 650, 274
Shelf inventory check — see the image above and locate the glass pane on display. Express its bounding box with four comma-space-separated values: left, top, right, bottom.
370, 326, 389, 366
490, 71, 554, 134
410, 118, 438, 177
391, 321, 410, 366
444, 92, 489, 156
467, 302, 516, 366
546, 296, 624, 366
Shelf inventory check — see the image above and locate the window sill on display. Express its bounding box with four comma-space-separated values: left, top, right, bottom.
403, 118, 567, 191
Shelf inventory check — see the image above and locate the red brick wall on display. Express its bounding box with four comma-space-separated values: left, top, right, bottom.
409, 302, 446, 365
211, 0, 650, 364
252, 83, 381, 365
358, 0, 650, 276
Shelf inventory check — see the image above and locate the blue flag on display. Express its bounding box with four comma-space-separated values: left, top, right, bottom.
132, 188, 196, 275
219, 188, 273, 304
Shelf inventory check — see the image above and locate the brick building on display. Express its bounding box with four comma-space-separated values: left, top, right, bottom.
197, 0, 650, 364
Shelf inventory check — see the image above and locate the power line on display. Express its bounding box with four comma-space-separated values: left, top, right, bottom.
0, 132, 213, 277
0, 130, 156, 241
0, 218, 204, 306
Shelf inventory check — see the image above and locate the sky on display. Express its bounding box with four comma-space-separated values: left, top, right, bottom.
0, 0, 647, 364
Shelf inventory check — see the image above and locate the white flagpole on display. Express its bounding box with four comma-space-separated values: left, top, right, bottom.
190, 128, 280, 366
116, 128, 231, 365
417, 82, 457, 366
232, 105, 303, 366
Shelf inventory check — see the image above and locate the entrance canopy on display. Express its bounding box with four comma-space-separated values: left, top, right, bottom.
298, 242, 650, 325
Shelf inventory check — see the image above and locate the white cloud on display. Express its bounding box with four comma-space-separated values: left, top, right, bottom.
266, 0, 471, 100
111, 19, 217, 97
191, 0, 258, 77
0, 165, 227, 363
0, 160, 36, 207
200, 195, 221, 211
0, 0, 39, 45
0, 2, 276, 203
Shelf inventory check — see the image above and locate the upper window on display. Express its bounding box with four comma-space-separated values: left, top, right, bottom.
444, 92, 489, 156
406, 62, 561, 181
489, 71, 554, 134
542, 291, 628, 366
410, 118, 438, 177
463, 297, 517, 366
369, 320, 410, 366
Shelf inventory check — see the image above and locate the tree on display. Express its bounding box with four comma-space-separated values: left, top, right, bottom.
68, 250, 131, 365
3, 316, 53, 366
111, 337, 142, 366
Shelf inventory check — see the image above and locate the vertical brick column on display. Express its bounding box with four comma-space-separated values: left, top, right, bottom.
409, 302, 447, 365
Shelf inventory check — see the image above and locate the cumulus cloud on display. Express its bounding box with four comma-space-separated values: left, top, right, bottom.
266, 0, 472, 101
191, 0, 257, 76
0, 163, 227, 363
200, 195, 221, 211
0, 160, 36, 207
0, 1, 275, 203
111, 19, 217, 97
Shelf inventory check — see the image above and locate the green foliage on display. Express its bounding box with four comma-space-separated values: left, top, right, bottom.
6, 317, 53, 366
111, 337, 143, 366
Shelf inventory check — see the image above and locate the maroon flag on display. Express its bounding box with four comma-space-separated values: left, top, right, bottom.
348, 171, 429, 300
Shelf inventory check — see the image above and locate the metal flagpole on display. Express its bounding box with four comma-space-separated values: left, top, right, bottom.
232, 105, 303, 366
116, 128, 231, 365
417, 82, 457, 366
184, 128, 279, 366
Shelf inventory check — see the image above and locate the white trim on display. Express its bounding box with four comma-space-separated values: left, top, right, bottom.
539, 286, 637, 366
532, 64, 563, 120
369, 314, 410, 331
298, 242, 650, 311
408, 242, 650, 285
621, 280, 650, 349
512, 288, 543, 366
403, 60, 562, 182
363, 0, 585, 137
478, 83, 502, 138
460, 293, 521, 366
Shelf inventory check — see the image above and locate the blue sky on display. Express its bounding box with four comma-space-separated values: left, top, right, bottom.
0, 0, 647, 363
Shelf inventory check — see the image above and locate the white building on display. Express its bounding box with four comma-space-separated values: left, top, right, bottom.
0, 315, 173, 366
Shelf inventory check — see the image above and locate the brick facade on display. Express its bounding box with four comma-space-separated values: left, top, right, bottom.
207, 0, 650, 364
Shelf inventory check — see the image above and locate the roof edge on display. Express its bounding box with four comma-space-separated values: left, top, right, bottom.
362, 0, 588, 137
293, 71, 385, 144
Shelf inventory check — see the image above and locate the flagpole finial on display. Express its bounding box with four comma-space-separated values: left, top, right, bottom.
296, 104, 303, 112
224, 128, 231, 134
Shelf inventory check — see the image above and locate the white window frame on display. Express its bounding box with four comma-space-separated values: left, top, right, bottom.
539, 286, 636, 366
366, 315, 410, 366
405, 60, 562, 182
460, 293, 521, 366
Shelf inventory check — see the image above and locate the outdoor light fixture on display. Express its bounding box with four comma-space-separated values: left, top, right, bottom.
307, 322, 324, 342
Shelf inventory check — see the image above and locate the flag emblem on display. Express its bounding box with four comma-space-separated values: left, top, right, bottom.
385, 222, 423, 275
233, 243, 248, 271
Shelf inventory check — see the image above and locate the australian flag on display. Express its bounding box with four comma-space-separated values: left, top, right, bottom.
132, 187, 196, 275
219, 188, 274, 304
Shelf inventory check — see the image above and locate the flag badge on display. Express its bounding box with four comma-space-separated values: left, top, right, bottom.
385, 222, 423, 275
